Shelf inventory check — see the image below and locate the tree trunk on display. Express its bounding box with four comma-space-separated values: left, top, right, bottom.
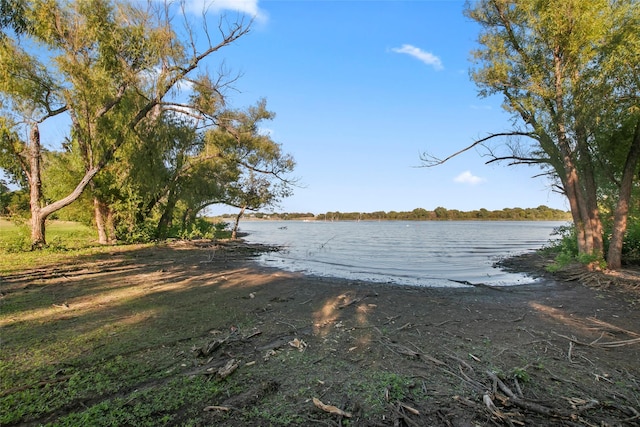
552, 49, 603, 260
28, 124, 46, 248
106, 207, 116, 243
30, 211, 46, 249
231, 206, 246, 240
94, 197, 107, 244
181, 208, 192, 233
577, 137, 604, 256
93, 197, 115, 244
26, 123, 101, 248
607, 120, 640, 270
562, 159, 593, 254
156, 188, 177, 240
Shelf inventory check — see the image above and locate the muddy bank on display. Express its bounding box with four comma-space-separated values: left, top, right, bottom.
2, 240, 639, 426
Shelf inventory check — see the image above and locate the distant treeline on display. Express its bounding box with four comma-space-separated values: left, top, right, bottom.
218, 205, 572, 221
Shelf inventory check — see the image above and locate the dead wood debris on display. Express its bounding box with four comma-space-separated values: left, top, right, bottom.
554, 331, 640, 348
203, 405, 231, 412
288, 337, 308, 352
214, 359, 239, 379
200, 358, 239, 379
192, 327, 262, 358
486, 370, 595, 422
312, 397, 352, 418
557, 263, 640, 295
388, 403, 421, 427
192, 338, 226, 358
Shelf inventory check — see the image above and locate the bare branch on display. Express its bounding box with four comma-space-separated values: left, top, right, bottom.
485, 155, 548, 166
551, 183, 565, 195
235, 158, 298, 184
131, 18, 250, 131
419, 131, 534, 167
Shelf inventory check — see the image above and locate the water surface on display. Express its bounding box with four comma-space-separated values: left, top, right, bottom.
239, 220, 566, 287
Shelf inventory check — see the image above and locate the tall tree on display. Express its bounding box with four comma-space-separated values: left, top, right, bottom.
83, 99, 295, 243
423, 0, 640, 269
0, 0, 250, 247
207, 100, 296, 238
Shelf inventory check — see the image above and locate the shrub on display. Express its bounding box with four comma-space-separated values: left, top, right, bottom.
544, 224, 607, 270
621, 219, 640, 264
116, 221, 157, 243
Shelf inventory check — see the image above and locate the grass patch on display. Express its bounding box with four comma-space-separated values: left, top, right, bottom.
42, 375, 224, 427
0, 219, 106, 274
0, 243, 267, 426
0, 218, 96, 249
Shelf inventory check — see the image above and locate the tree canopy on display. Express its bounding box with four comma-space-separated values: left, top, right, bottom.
0, 0, 295, 246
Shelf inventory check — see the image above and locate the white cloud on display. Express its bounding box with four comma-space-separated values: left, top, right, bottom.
454, 171, 486, 185
391, 44, 443, 70
183, 0, 267, 22
470, 104, 492, 110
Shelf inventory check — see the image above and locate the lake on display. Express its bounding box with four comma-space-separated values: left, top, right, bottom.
238, 220, 568, 287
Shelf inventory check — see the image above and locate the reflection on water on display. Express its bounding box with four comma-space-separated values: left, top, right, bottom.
239, 220, 567, 287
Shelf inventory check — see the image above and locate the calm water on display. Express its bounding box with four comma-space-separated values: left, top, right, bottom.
239, 220, 567, 287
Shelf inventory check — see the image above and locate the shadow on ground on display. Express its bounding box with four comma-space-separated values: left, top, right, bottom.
1, 241, 639, 426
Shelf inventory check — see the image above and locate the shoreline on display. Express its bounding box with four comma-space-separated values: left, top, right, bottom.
247, 255, 564, 293
242, 235, 559, 290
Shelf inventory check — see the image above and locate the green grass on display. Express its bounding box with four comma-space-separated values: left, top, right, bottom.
0, 218, 96, 249
0, 219, 109, 274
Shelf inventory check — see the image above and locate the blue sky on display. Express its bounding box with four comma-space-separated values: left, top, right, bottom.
33, 0, 568, 216
196, 0, 569, 215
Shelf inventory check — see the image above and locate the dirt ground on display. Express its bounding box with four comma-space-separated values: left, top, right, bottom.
2, 240, 640, 426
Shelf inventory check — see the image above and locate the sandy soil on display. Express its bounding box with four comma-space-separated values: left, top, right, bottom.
2, 240, 640, 426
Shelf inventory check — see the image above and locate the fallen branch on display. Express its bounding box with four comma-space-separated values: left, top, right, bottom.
193, 338, 226, 357
379, 339, 420, 359
389, 402, 421, 427
483, 392, 505, 420
592, 337, 640, 348
553, 331, 640, 348
586, 317, 640, 337
399, 402, 420, 416
397, 322, 413, 331
312, 397, 352, 418
447, 278, 509, 291
568, 341, 574, 363
203, 405, 231, 412
486, 371, 571, 418
446, 353, 473, 371
205, 359, 239, 379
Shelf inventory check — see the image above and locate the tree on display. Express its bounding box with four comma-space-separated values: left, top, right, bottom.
0, 0, 251, 247
211, 100, 296, 239
423, 0, 640, 269
80, 99, 294, 243
0, 178, 11, 215
434, 207, 449, 220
